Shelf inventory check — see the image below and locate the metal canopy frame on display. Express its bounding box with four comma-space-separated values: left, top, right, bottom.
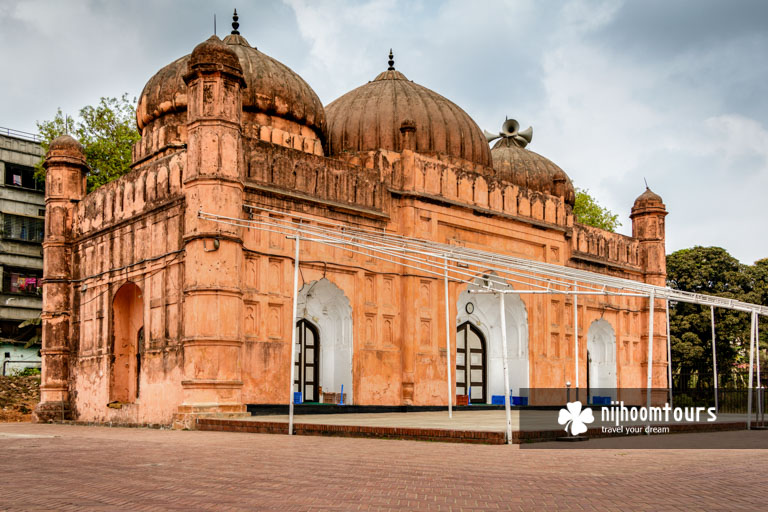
199, 205, 766, 441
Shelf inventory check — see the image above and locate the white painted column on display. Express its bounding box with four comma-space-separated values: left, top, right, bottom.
288, 236, 301, 436
748, 311, 756, 429
444, 257, 453, 419
756, 314, 762, 423
711, 305, 718, 413
499, 291, 512, 444
666, 299, 673, 408
646, 289, 655, 411
573, 283, 579, 401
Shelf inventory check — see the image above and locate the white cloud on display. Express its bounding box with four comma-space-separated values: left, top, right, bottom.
1, 0, 765, 263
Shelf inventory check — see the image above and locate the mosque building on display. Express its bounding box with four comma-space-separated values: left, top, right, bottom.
35, 13, 668, 426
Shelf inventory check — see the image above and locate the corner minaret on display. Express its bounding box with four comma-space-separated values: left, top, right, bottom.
630, 187, 668, 286
630, 187, 668, 391
34, 135, 88, 422
174, 35, 248, 427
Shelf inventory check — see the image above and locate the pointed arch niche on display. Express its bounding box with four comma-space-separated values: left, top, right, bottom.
456, 273, 529, 402
296, 278, 353, 404
110, 281, 144, 403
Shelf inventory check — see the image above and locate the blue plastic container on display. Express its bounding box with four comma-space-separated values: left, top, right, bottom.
293, 391, 303, 405
491, 395, 505, 405
512, 396, 528, 406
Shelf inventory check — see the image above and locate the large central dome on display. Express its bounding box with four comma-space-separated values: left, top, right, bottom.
325, 54, 492, 167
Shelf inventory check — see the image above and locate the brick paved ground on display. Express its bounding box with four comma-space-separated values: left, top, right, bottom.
1, 422, 766, 511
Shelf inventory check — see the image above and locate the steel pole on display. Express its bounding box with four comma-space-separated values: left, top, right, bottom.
499, 291, 513, 444
646, 289, 655, 411
288, 236, 301, 436
757, 315, 762, 424
666, 299, 673, 408
748, 311, 756, 429
444, 256, 453, 419
574, 285, 579, 401
711, 305, 718, 413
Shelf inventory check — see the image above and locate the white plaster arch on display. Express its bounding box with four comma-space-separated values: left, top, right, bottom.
456, 272, 529, 401
296, 278, 354, 404
587, 319, 617, 397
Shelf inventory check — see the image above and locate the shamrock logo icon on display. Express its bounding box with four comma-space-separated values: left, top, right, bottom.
558, 401, 594, 436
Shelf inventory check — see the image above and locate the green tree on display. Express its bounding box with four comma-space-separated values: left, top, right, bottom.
666, 247, 757, 388
35, 94, 140, 192
744, 258, 768, 352
573, 188, 621, 232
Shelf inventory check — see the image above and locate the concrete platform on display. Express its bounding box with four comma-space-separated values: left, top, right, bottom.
197, 409, 753, 444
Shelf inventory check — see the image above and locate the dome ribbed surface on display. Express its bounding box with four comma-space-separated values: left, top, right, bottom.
136, 34, 326, 138
491, 138, 575, 205
633, 187, 664, 208
325, 70, 492, 167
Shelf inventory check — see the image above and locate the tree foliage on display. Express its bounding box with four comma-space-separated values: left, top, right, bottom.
573, 188, 621, 232
35, 94, 140, 192
667, 247, 767, 387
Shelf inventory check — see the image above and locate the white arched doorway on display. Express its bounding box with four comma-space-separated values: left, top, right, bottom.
296, 278, 353, 404
456, 273, 529, 403
587, 319, 617, 401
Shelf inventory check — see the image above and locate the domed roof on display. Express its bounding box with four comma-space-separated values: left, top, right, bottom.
325, 53, 492, 167
189, 35, 242, 73
49, 134, 84, 154
136, 22, 325, 138
45, 134, 87, 167
490, 126, 575, 206
633, 187, 663, 207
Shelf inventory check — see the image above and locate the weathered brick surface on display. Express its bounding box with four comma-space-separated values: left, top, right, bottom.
1, 423, 767, 511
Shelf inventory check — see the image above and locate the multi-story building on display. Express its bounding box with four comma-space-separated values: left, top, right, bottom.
0, 128, 44, 375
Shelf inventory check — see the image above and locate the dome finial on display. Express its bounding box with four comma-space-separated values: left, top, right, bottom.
387, 49, 395, 71
231, 8, 240, 35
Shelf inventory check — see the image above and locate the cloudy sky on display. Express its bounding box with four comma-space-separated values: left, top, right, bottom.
1, 0, 766, 264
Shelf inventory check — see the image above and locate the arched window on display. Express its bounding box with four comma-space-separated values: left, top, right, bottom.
110, 282, 143, 403
456, 322, 487, 404
294, 319, 320, 403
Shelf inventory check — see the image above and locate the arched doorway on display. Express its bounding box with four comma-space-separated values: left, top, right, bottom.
456, 273, 529, 401
110, 282, 143, 403
296, 278, 353, 404
456, 322, 487, 403
587, 319, 617, 400
294, 319, 320, 402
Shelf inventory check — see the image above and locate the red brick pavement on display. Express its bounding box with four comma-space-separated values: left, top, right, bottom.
0, 422, 766, 511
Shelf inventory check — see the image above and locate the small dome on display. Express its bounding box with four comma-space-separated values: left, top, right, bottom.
136, 33, 326, 140
189, 35, 241, 74
49, 134, 83, 153
491, 137, 575, 206
633, 187, 663, 208
45, 134, 86, 166
325, 56, 492, 167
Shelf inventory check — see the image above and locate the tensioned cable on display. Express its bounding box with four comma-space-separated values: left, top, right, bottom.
204, 211, 616, 295
242, 205, 606, 292
204, 207, 768, 315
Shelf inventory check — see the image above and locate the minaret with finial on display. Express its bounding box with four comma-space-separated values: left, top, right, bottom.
388, 49, 395, 71
631, 184, 668, 391
175, 31, 248, 427
231, 8, 240, 35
